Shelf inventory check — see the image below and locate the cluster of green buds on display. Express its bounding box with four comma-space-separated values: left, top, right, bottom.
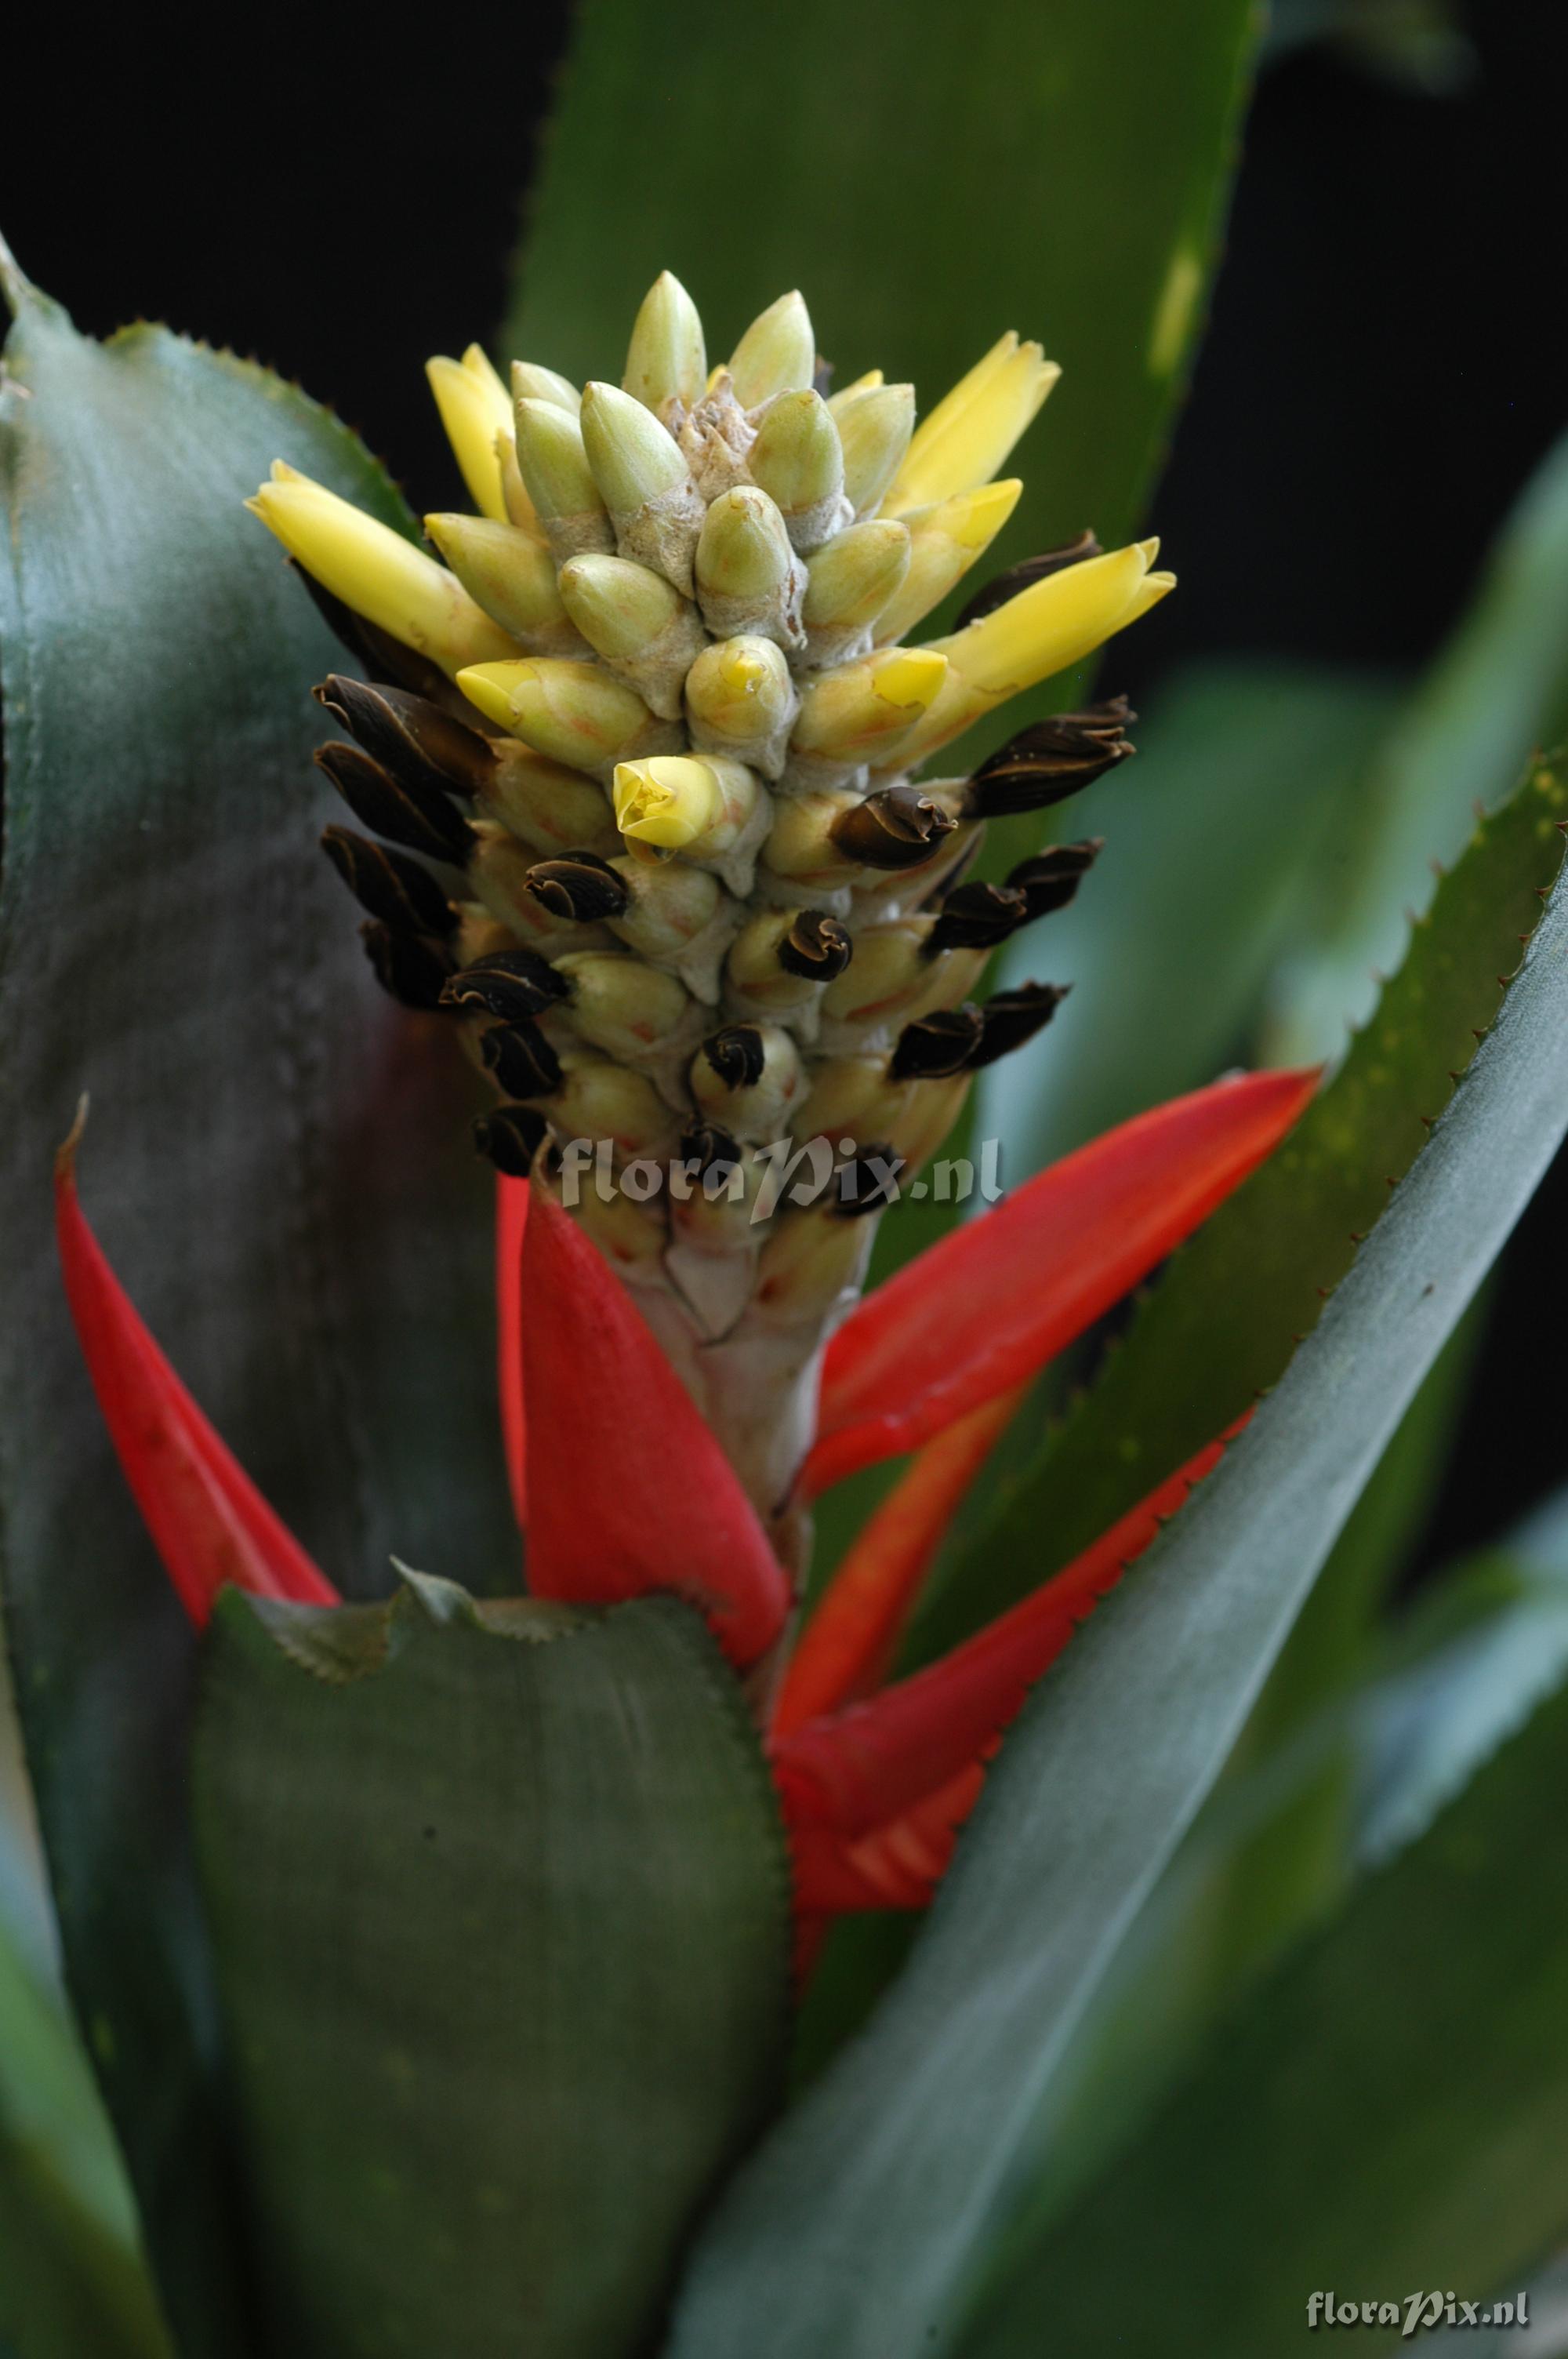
249, 275, 1171, 1547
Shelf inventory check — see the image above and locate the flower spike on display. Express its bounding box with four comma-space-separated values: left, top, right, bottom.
804, 1068, 1318, 1496
55, 1116, 338, 1625
519, 1186, 789, 1667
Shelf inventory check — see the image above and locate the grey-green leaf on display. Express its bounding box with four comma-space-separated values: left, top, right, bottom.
956, 1635, 1568, 2354
193, 1588, 789, 2359
665, 763, 1568, 2358
0, 261, 513, 2351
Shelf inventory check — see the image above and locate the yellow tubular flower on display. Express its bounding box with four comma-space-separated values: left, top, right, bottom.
872, 479, 1022, 645
887, 542, 1174, 770
425, 347, 515, 524
248, 464, 519, 671
884, 335, 1060, 514
613, 754, 760, 862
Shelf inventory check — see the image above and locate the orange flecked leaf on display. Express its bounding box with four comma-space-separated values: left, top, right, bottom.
802, 1068, 1316, 1496
55, 1132, 339, 1626
774, 1386, 1028, 1737
521, 1185, 790, 1668
496, 1174, 529, 1528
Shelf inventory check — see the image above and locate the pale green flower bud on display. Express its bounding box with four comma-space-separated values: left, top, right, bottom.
511, 397, 614, 561
693, 487, 806, 649
747, 390, 851, 553
511, 361, 582, 413
556, 553, 707, 719
684, 635, 798, 780
835, 383, 916, 515
580, 380, 704, 594
623, 271, 707, 416
423, 513, 585, 656
728, 290, 816, 409
803, 520, 912, 665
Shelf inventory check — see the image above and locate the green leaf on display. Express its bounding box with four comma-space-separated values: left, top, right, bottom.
507, 0, 1255, 572
192, 1584, 789, 2359
956, 1641, 1568, 2354
0, 256, 514, 2350
979, 659, 1400, 1173
0, 2125, 172, 2359
665, 757, 1568, 2359
0, 1883, 171, 2357
911, 754, 1568, 1667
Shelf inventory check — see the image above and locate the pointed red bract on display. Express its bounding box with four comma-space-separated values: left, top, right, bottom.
774, 1385, 1026, 1737
520, 1185, 789, 1667
496, 1174, 529, 1528
773, 1430, 1236, 1845
801, 1067, 1316, 1496
792, 1761, 989, 1914
55, 1142, 339, 1626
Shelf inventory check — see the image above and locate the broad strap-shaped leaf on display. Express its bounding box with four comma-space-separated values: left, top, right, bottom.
775, 1432, 1231, 1846
496, 1173, 529, 1528
193, 1582, 789, 2359
666, 758, 1568, 2359
956, 1659, 1568, 2354
522, 1187, 789, 1667
913, 757, 1568, 1666
0, 259, 507, 2354
804, 1069, 1316, 1495
775, 1390, 1025, 1736
56, 1137, 339, 1623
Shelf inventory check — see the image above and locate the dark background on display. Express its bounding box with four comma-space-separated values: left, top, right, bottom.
2, 0, 1563, 1568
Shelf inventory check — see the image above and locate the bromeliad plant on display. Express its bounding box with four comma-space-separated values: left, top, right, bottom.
65, 274, 1314, 1934
6, 190, 1568, 2359
37, 272, 1323, 2349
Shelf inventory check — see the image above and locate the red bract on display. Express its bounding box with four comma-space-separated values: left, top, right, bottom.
58, 1063, 1312, 1923
518, 1187, 790, 1667
803, 1067, 1317, 1495
495, 1175, 529, 1528
54, 1128, 338, 1625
